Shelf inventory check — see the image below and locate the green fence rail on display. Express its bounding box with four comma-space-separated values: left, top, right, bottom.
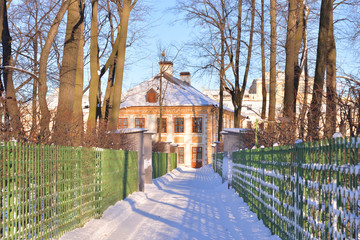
0, 142, 138, 239
232, 137, 360, 240
212, 153, 224, 177
152, 152, 168, 179
170, 153, 177, 171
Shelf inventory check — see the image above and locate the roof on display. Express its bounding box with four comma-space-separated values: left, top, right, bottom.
121, 73, 233, 112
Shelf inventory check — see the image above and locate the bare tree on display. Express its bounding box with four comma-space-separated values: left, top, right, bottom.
53, 0, 84, 145
179, 0, 257, 130
1, 0, 24, 139
38, 0, 71, 142
87, 0, 100, 134
325, 1, 336, 139
260, 0, 266, 120
268, 0, 277, 129
108, 0, 138, 130
307, 0, 333, 141
337, 76, 360, 137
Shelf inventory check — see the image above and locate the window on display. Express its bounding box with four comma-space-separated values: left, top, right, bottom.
174, 118, 184, 133
192, 117, 202, 133
178, 147, 184, 164
157, 118, 167, 133
247, 120, 252, 129
135, 118, 145, 128
146, 88, 157, 103
118, 118, 128, 129
192, 147, 202, 161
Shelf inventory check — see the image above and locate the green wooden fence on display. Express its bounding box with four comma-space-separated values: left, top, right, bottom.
212, 153, 224, 177
170, 153, 177, 171
232, 137, 360, 240
0, 142, 138, 239
152, 152, 168, 179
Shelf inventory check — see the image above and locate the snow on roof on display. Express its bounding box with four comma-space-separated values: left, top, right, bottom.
121, 73, 233, 112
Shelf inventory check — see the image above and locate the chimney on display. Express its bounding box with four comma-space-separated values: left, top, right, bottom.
159, 61, 173, 76
180, 72, 191, 85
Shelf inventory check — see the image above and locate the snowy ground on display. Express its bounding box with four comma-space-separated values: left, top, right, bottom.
60, 165, 281, 240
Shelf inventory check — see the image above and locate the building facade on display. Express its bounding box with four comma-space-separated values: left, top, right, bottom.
119, 62, 235, 168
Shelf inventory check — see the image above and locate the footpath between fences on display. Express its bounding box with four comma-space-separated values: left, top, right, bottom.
214, 137, 360, 240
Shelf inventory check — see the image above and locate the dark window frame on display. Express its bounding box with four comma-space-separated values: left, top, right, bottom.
174, 117, 184, 133
118, 118, 128, 129
157, 118, 167, 133
192, 117, 202, 133
192, 147, 202, 161
135, 118, 145, 128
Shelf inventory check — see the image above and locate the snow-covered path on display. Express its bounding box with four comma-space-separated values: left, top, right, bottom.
60, 165, 280, 240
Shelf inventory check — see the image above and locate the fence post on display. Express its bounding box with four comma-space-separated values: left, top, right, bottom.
144, 131, 155, 184
163, 142, 172, 173
123, 128, 147, 192
170, 143, 178, 171
214, 141, 220, 173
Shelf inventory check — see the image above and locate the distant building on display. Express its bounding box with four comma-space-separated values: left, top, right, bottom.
202, 70, 314, 129
119, 62, 236, 168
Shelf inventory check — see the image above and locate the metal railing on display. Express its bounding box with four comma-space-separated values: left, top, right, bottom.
0, 142, 138, 239
232, 137, 359, 239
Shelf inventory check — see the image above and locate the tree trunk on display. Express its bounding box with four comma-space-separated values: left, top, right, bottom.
38, 0, 70, 143
72, 3, 84, 146
307, 0, 332, 141
268, 0, 277, 126
54, 0, 83, 145
108, 1, 135, 130
232, 0, 242, 128
325, 3, 336, 139
2, 0, 23, 139
238, 0, 255, 122
293, 1, 304, 113
87, 0, 100, 134
284, 0, 297, 119
158, 68, 163, 142
218, 31, 225, 139
218, 76, 223, 141
260, 0, 266, 120
30, 32, 38, 140
101, 1, 116, 123
102, 58, 116, 122
299, 6, 309, 140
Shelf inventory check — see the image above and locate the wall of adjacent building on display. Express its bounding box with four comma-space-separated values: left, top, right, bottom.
202, 70, 314, 129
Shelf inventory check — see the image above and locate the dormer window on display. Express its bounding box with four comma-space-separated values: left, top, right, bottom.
146, 88, 157, 103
